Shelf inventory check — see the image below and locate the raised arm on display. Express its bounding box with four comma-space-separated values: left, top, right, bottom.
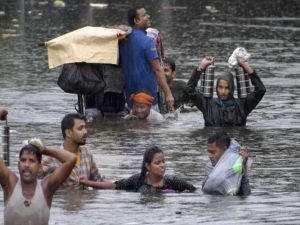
0, 107, 13, 199
0, 157, 17, 203
184, 56, 214, 111
151, 58, 175, 112
238, 58, 266, 115
0, 157, 11, 186
41, 145, 76, 205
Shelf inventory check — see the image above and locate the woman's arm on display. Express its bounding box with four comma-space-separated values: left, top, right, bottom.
79, 177, 116, 189
166, 175, 196, 192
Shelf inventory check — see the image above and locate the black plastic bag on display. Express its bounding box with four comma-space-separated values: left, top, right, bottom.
57, 62, 106, 95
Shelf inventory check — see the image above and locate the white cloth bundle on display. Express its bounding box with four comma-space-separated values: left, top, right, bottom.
228, 47, 251, 68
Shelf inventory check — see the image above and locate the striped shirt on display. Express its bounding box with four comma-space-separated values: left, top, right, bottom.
41, 145, 102, 190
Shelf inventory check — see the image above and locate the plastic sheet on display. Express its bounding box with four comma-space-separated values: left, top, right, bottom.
202, 139, 243, 195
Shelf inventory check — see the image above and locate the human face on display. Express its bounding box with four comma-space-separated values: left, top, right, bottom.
68, 119, 87, 145
135, 8, 151, 29
18, 151, 40, 184
146, 152, 166, 177
164, 64, 175, 85
207, 143, 226, 166
217, 79, 230, 100
132, 102, 151, 119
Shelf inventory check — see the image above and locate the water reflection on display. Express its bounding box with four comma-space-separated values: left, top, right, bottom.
55, 189, 99, 212
1, 0, 300, 224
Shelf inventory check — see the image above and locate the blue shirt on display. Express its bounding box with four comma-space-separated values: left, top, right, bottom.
120, 28, 159, 107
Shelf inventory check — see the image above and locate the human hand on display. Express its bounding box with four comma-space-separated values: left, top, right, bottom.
29, 138, 45, 152
129, 114, 138, 120
0, 107, 8, 120
78, 177, 89, 186
116, 24, 132, 33
239, 147, 249, 175
239, 147, 249, 163
237, 57, 253, 74
116, 25, 132, 39
197, 56, 214, 71
75, 177, 90, 186
166, 95, 175, 112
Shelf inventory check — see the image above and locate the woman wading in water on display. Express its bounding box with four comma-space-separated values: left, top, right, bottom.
79, 146, 196, 193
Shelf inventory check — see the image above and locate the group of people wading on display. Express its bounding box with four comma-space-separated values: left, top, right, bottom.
0, 5, 265, 225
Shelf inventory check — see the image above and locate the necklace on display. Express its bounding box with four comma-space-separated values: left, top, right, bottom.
24, 199, 31, 207
22, 182, 36, 207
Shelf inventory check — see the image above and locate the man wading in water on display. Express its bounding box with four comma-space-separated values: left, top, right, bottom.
0, 138, 76, 225
184, 56, 266, 126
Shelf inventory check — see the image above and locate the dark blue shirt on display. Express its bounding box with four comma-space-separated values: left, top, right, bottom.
120, 28, 159, 107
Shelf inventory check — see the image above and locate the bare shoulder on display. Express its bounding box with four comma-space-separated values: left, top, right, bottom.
3, 172, 18, 203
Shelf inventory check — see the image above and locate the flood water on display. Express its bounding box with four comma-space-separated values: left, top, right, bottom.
0, 0, 300, 224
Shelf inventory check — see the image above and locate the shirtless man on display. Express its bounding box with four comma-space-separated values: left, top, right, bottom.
0, 138, 76, 225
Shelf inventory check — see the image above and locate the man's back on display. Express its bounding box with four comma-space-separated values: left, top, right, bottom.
120, 28, 159, 107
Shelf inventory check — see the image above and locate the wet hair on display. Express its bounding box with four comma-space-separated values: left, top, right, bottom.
61, 113, 87, 139
164, 57, 176, 72
207, 131, 231, 150
19, 144, 42, 163
128, 6, 143, 26
137, 146, 164, 189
